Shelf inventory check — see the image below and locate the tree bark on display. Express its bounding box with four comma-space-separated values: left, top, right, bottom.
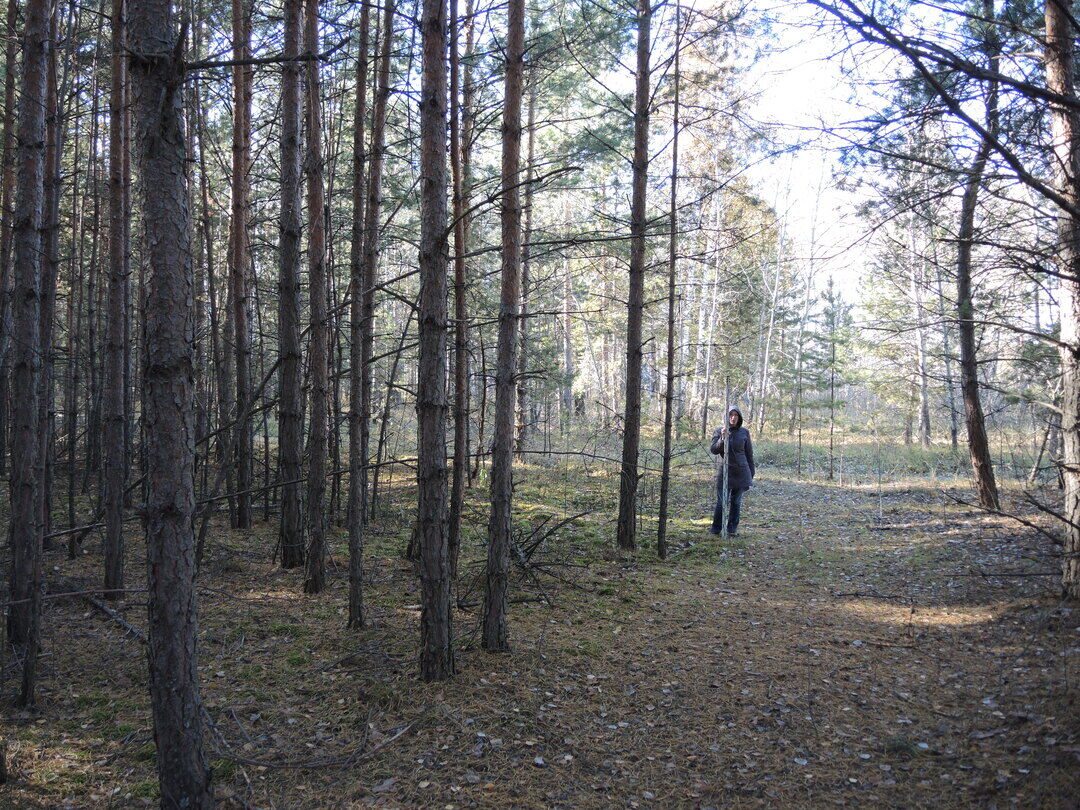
7, 0, 51, 706
128, 0, 213, 800
449, 0, 471, 580
417, 0, 455, 679
358, 0, 394, 529
230, 0, 253, 529
907, 220, 933, 451
66, 109, 84, 535
561, 243, 573, 431
347, 0, 371, 628
0, 0, 21, 479
103, 0, 129, 600
304, 0, 328, 595
371, 306, 413, 516
38, 5, 61, 546
278, 0, 305, 569
657, 5, 680, 561
935, 265, 959, 451
615, 0, 651, 552
788, 268, 815, 436
1045, 0, 1080, 600
515, 83, 536, 461
908, 229, 931, 448
483, 0, 525, 652
957, 0, 1000, 510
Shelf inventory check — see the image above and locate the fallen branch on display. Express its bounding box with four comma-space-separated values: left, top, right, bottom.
943, 491, 1064, 546
214, 719, 416, 771
892, 690, 961, 720
2, 586, 147, 608
57, 578, 147, 642
830, 589, 902, 600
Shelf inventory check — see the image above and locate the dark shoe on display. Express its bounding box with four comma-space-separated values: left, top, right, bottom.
708, 527, 721, 535
728, 529, 739, 537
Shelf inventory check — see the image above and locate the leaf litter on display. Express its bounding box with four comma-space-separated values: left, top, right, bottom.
1, 463, 1078, 808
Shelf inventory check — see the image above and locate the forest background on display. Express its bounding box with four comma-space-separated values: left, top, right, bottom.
1, 0, 1078, 806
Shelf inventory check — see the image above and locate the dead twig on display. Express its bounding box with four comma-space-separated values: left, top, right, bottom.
943, 491, 1064, 545
56, 577, 147, 642
214, 718, 416, 771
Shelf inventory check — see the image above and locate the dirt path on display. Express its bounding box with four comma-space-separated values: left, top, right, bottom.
3, 472, 1078, 808
399, 473, 1078, 809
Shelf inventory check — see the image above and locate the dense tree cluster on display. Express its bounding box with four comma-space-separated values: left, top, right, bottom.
4, 0, 1079, 802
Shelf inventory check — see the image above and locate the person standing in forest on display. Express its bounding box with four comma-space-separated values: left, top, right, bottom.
711, 407, 755, 536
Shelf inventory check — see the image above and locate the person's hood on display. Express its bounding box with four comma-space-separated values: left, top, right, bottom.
728, 407, 743, 429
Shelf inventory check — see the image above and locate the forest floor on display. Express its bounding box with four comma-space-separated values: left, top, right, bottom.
3, 452, 1079, 809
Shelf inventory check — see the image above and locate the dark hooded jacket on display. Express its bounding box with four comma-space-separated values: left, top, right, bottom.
710, 407, 755, 490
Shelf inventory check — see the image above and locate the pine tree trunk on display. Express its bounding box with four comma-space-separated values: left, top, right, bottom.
230, 0, 253, 529
84, 171, 101, 492
472, 328, 488, 482
1046, 0, 1080, 600
561, 244, 573, 431
66, 93, 86, 537
358, 0, 394, 529
7, 0, 50, 706
699, 215, 721, 436
304, 0, 328, 595
371, 307, 413, 515
909, 222, 932, 448
278, 0, 305, 569
788, 272, 815, 435
417, 0, 455, 679
347, 0, 371, 628
449, 0, 470, 579
483, 0, 525, 653
657, 7, 680, 561
0, 0, 20, 478
128, 0, 213, 799
957, 0, 1000, 511
514, 83, 536, 461
38, 7, 61, 547
194, 63, 219, 500
615, 0, 651, 552
189, 9, 209, 497
935, 267, 960, 451
103, 0, 129, 600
